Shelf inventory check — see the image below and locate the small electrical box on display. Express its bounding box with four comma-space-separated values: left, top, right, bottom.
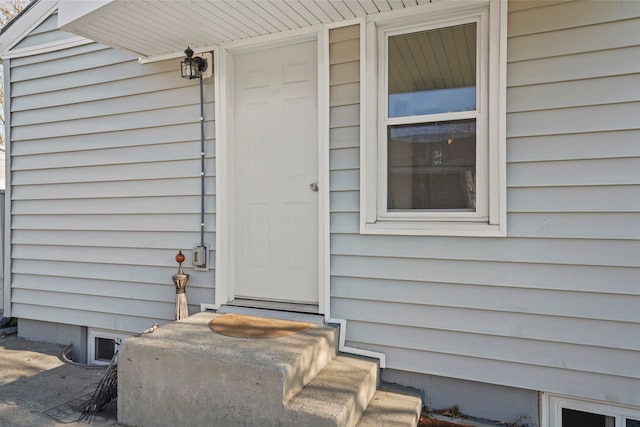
192, 246, 207, 268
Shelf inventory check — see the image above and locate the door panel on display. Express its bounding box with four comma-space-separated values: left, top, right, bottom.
233, 41, 318, 304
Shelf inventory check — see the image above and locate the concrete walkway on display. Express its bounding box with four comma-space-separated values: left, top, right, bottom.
0, 333, 119, 426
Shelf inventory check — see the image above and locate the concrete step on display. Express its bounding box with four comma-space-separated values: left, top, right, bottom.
118, 311, 422, 427
118, 311, 338, 427
284, 355, 379, 427
357, 387, 422, 427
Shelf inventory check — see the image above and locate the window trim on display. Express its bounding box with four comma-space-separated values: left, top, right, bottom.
87, 328, 132, 366
361, 0, 507, 237
543, 393, 640, 427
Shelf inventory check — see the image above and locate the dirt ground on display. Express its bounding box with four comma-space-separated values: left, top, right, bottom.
418, 405, 508, 427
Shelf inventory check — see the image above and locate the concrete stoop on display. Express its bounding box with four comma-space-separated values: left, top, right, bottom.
283, 355, 378, 426
118, 311, 420, 427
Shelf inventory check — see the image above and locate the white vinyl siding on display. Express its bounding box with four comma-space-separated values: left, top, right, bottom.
7, 23, 215, 333
328, 0, 640, 408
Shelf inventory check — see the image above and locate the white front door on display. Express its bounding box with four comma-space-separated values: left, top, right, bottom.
233, 40, 318, 306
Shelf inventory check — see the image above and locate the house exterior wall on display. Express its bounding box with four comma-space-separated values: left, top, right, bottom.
6, 15, 216, 334
2, 0, 639, 420
328, 0, 640, 409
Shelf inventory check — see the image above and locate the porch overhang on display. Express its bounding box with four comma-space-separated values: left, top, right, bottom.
57, 0, 429, 60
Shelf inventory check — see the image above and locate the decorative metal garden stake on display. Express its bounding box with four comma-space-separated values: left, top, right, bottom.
172, 250, 189, 320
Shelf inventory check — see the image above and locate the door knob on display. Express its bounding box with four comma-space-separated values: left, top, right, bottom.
309, 182, 319, 192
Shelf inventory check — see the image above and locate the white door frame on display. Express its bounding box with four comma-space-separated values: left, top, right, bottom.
214, 26, 330, 315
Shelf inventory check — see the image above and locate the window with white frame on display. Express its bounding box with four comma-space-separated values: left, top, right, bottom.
88, 328, 131, 366
362, 0, 506, 236
545, 394, 640, 427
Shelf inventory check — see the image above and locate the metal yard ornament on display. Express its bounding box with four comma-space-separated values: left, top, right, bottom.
172, 250, 189, 320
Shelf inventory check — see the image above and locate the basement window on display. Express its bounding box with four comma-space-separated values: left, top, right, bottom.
545, 394, 640, 427
88, 328, 131, 366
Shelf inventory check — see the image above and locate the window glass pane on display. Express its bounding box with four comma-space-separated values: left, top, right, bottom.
562, 408, 614, 427
387, 120, 475, 210
627, 419, 640, 427
388, 23, 476, 118
95, 337, 115, 362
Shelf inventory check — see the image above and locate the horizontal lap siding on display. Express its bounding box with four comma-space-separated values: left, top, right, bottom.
9, 30, 215, 333
328, 2, 640, 407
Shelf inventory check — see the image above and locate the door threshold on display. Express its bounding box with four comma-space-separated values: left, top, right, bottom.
221, 300, 324, 324
226, 298, 319, 314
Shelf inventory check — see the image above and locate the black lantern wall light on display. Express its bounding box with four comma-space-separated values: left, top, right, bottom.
181, 47, 207, 79
180, 47, 208, 270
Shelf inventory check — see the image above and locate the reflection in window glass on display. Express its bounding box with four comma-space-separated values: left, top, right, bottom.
627, 419, 640, 427
387, 120, 475, 210
388, 23, 476, 117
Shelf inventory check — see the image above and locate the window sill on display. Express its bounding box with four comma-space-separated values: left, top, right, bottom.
361, 220, 506, 237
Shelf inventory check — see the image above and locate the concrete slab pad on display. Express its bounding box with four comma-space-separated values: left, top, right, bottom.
0, 335, 118, 426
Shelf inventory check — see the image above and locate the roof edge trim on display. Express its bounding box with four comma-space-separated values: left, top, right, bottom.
2, 35, 91, 59
0, 0, 58, 60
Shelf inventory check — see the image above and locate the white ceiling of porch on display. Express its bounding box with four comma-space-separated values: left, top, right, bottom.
58, 0, 431, 59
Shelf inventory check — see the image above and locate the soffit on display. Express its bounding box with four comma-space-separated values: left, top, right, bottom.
58, 0, 432, 59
